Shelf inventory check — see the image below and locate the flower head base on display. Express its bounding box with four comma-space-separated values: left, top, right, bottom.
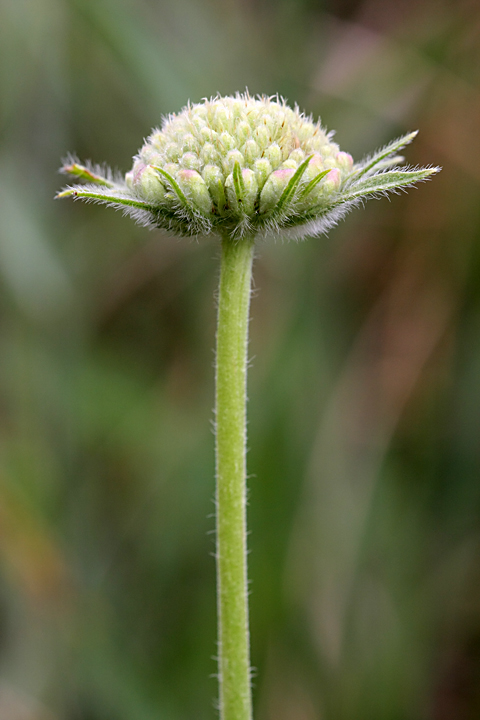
57, 93, 440, 240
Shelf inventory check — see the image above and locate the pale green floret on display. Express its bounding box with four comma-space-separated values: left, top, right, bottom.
304, 154, 324, 182
163, 162, 179, 177
225, 168, 258, 216
254, 125, 271, 150
323, 168, 341, 192
203, 164, 226, 211
289, 149, 306, 164
236, 121, 251, 144
224, 150, 244, 174
264, 144, 283, 170
182, 134, 199, 153
240, 170, 258, 216
58, 93, 440, 239
201, 143, 219, 165
259, 168, 295, 214
253, 159, 272, 190
134, 165, 167, 202
219, 133, 236, 152
243, 140, 260, 164
336, 151, 354, 171
177, 169, 213, 214
282, 159, 298, 170
165, 143, 181, 162
181, 152, 202, 170
324, 157, 338, 170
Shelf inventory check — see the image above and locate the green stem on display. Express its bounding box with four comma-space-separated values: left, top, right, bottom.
215, 235, 255, 720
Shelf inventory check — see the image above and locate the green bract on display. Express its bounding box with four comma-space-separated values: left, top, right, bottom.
57, 93, 440, 240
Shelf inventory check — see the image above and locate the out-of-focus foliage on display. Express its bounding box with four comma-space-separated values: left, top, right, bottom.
0, 0, 479, 718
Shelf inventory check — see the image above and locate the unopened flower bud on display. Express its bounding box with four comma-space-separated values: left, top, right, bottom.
324, 167, 341, 192
264, 143, 283, 170
259, 168, 295, 213
289, 149, 305, 164
336, 151, 354, 171
323, 157, 337, 170
219, 132, 236, 152
165, 143, 181, 162
241, 169, 259, 215
236, 121, 251, 144
224, 150, 244, 174
225, 168, 258, 215
182, 133, 199, 153
200, 127, 217, 143
201, 143, 219, 165
164, 163, 179, 177
181, 152, 202, 170
177, 169, 212, 214
261, 114, 276, 137
243, 139, 260, 164
225, 168, 257, 215
59, 93, 439, 239
132, 164, 167, 202
254, 125, 270, 149
213, 104, 232, 132
281, 159, 298, 170
304, 154, 324, 182
253, 158, 272, 189
202, 165, 226, 212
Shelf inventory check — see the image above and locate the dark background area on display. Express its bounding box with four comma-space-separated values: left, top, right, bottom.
1, 0, 480, 718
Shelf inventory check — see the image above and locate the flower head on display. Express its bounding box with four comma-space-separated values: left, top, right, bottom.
57, 93, 440, 240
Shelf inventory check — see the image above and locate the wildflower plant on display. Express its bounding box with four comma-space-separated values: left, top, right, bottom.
57, 93, 440, 720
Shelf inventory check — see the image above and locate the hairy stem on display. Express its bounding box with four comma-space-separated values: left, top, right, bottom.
215, 235, 255, 720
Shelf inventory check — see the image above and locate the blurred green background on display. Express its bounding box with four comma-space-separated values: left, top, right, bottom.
1, 0, 480, 718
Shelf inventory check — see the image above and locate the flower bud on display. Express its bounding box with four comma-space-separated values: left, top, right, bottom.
223, 150, 244, 174
264, 143, 283, 169
200, 127, 217, 143
201, 142, 219, 165
259, 168, 295, 214
289, 149, 305, 164
225, 168, 259, 216
165, 143, 181, 162
323, 168, 341, 193
59, 93, 440, 239
253, 158, 272, 189
202, 165, 226, 213
336, 151, 354, 172
132, 165, 167, 202
236, 121, 251, 144
241, 169, 259, 215
191, 115, 207, 132
182, 133, 199, 154
177, 169, 212, 214
219, 132, 236, 152
297, 122, 316, 142
302, 154, 323, 183
181, 152, 202, 170
212, 104, 232, 131
319, 144, 334, 158
324, 157, 337, 170
261, 114, 276, 137
242, 139, 260, 164
254, 125, 270, 149
164, 163, 179, 177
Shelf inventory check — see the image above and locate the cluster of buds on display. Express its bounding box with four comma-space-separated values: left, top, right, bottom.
57, 93, 440, 240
